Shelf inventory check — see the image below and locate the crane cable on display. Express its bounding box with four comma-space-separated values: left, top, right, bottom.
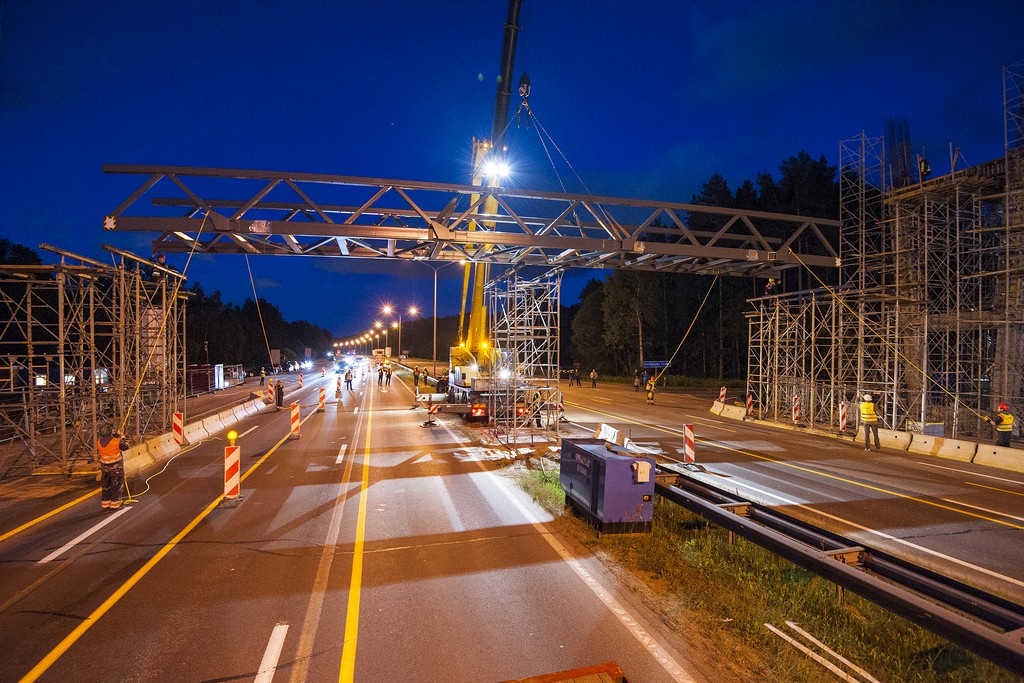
652, 274, 721, 385
243, 253, 277, 372
788, 249, 993, 424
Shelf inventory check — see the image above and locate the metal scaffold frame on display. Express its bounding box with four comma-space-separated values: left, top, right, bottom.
746, 62, 1024, 439
0, 248, 187, 476
487, 270, 561, 444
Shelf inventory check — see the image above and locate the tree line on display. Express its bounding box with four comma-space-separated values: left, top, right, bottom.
564, 151, 840, 379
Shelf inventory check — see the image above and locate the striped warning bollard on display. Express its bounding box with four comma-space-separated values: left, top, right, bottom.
683, 424, 696, 464
318, 387, 326, 412
719, 386, 727, 402
173, 411, 185, 447
839, 401, 848, 432
266, 383, 274, 403
290, 401, 300, 439
745, 392, 754, 419
298, 373, 303, 389
336, 375, 342, 398
792, 395, 800, 424
224, 431, 240, 501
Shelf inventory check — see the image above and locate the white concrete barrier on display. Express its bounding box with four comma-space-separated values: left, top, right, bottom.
145, 432, 180, 461
123, 443, 156, 478
855, 427, 911, 451
183, 421, 209, 445
216, 407, 238, 429
710, 400, 725, 416
231, 404, 249, 422
201, 414, 226, 436
907, 434, 977, 462
720, 404, 747, 420
973, 444, 1024, 473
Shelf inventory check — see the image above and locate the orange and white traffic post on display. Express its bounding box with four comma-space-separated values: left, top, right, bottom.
173, 411, 185, 447
683, 424, 696, 464
318, 387, 326, 412
266, 383, 274, 403
290, 401, 300, 439
719, 386, 727, 402
223, 430, 241, 504
298, 373, 303, 389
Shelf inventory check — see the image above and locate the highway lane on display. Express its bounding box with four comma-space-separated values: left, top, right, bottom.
1, 369, 711, 682
559, 381, 1024, 607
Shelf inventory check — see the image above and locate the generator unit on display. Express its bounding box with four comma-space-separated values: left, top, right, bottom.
559, 438, 655, 533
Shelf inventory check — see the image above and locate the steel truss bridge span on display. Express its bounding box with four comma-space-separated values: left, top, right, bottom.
102, 165, 840, 277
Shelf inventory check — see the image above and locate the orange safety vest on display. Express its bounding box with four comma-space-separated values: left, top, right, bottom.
97, 437, 125, 464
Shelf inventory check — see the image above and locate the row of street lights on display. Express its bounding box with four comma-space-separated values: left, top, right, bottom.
332, 260, 466, 376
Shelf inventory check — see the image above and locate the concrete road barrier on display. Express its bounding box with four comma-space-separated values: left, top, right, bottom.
183, 421, 209, 445
123, 443, 156, 478
201, 414, 226, 436
907, 434, 977, 462
710, 400, 725, 416
973, 444, 1024, 473
859, 428, 912, 451
720, 404, 747, 420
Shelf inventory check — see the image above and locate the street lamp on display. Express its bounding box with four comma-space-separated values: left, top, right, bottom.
417, 260, 465, 378
381, 305, 419, 359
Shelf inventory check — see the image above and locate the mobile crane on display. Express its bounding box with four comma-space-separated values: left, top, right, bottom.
447, 0, 525, 418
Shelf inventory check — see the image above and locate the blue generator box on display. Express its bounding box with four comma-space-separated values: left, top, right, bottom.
559, 438, 655, 533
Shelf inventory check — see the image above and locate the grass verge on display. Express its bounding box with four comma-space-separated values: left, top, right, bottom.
507, 464, 1018, 683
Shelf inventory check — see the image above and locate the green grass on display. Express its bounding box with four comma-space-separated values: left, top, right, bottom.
510, 467, 1018, 683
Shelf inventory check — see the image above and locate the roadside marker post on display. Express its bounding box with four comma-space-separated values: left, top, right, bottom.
173, 411, 185, 447
683, 424, 696, 464
318, 387, 326, 412
221, 430, 241, 507
290, 402, 300, 439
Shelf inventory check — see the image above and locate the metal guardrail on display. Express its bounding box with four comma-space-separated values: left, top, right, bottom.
654, 465, 1024, 675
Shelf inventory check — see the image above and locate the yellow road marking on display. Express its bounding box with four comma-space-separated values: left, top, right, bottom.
0, 489, 99, 545
967, 481, 1024, 498
20, 423, 301, 683
338, 389, 373, 682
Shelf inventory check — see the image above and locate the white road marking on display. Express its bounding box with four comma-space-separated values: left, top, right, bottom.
37, 507, 132, 564
916, 460, 1024, 485
336, 443, 349, 464
254, 622, 289, 683
484, 470, 698, 683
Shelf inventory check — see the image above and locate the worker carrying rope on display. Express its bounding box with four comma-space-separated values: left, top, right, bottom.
983, 403, 1016, 447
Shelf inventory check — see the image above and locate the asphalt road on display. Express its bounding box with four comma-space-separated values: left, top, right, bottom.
0, 369, 708, 683
3, 367, 1022, 682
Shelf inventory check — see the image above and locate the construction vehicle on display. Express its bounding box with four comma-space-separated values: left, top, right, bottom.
446, 0, 525, 420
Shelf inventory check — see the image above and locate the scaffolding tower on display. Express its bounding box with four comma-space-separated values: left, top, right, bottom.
487, 270, 561, 444
0, 248, 187, 476
747, 61, 1024, 439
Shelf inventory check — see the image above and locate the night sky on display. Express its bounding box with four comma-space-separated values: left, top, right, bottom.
2, 1, 1022, 336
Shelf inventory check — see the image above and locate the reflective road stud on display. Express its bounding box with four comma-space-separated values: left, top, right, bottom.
318, 387, 326, 412
683, 424, 695, 464
290, 402, 300, 439
173, 411, 185, 447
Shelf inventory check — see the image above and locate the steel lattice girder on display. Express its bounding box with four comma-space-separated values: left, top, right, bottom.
102, 165, 840, 277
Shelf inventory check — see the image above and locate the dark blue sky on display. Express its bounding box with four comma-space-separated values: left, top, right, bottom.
2, 1, 1022, 336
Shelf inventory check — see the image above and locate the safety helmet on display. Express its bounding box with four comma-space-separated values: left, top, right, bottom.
998, 403, 1008, 411
863, 394, 873, 401
99, 424, 113, 437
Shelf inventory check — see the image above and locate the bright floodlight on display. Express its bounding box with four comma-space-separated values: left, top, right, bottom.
483, 159, 511, 180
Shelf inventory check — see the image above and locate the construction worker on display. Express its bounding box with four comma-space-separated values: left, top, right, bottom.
96, 424, 129, 510
260, 368, 266, 386
275, 379, 284, 410
983, 403, 1015, 447
859, 394, 880, 452
645, 376, 656, 405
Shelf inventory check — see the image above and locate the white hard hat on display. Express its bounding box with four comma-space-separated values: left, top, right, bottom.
863, 394, 873, 401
